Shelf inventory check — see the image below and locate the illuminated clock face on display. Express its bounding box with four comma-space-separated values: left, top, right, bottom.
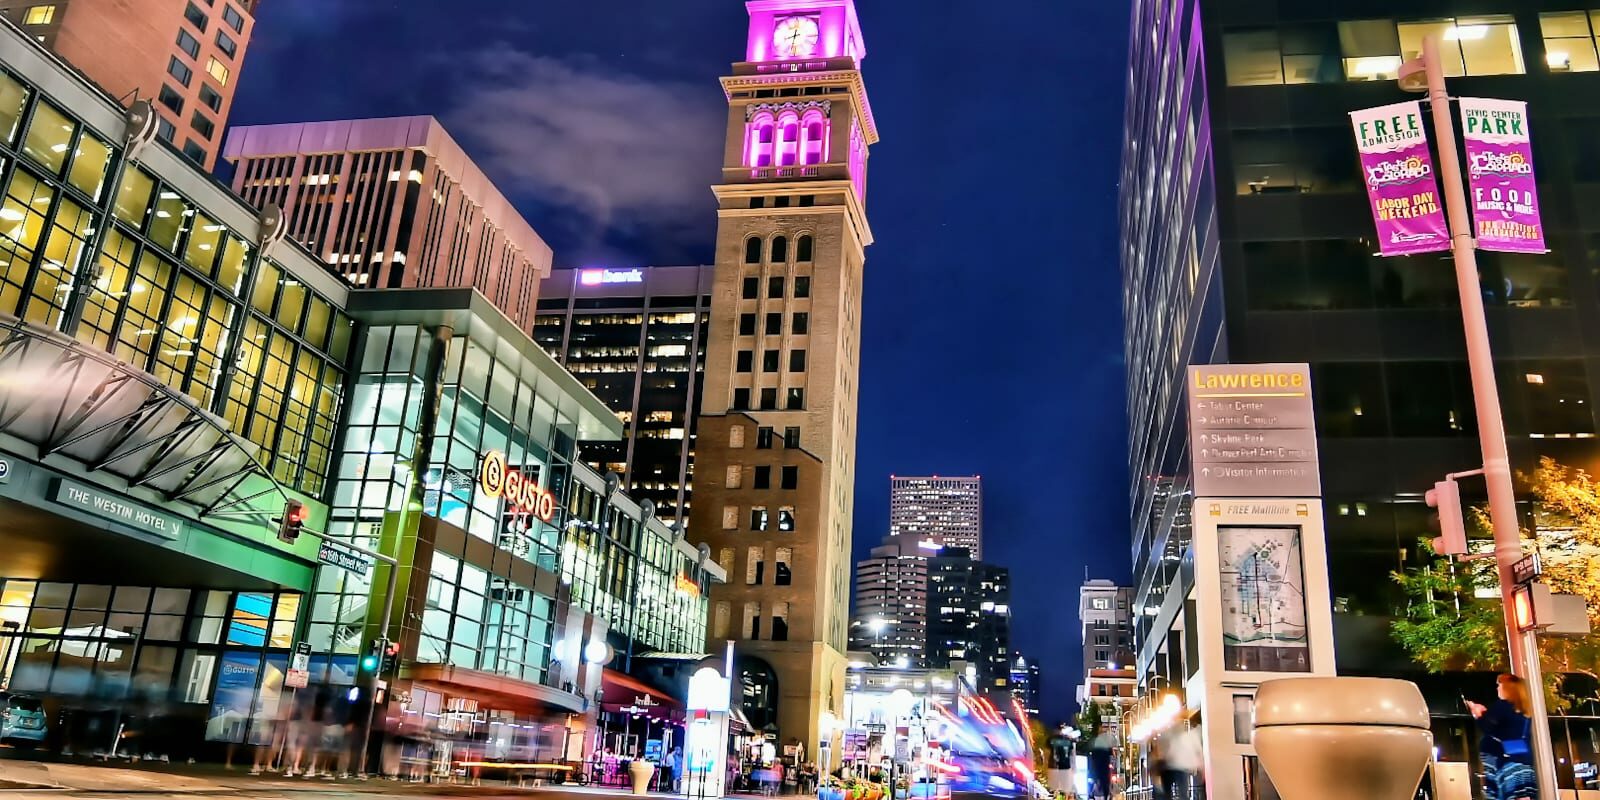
773, 15, 820, 58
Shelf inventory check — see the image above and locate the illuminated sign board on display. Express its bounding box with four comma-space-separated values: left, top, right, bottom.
676, 574, 701, 596
579, 268, 645, 286
479, 450, 558, 522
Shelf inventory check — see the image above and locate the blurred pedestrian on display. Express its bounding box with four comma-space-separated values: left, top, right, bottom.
1087, 725, 1116, 800
1467, 674, 1536, 800
1152, 723, 1201, 800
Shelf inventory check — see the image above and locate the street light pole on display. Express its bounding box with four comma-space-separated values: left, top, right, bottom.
1406, 34, 1557, 800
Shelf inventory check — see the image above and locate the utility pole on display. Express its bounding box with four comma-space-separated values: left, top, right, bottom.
1401, 34, 1557, 800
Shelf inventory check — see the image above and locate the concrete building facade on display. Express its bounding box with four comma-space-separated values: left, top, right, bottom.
848, 536, 930, 667
888, 475, 982, 558
0, 0, 257, 168
685, 0, 878, 758
223, 116, 552, 333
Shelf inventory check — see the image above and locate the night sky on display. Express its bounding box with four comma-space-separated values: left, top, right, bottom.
231, 0, 1131, 723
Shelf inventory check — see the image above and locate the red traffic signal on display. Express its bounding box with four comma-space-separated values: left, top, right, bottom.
1426, 479, 1467, 556
278, 500, 307, 544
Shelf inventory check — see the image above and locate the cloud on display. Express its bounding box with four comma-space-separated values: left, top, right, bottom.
444, 45, 725, 259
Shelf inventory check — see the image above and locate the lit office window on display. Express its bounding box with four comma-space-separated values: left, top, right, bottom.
22, 5, 55, 25
1540, 12, 1600, 72
1223, 29, 1285, 85
1339, 19, 1402, 81
205, 57, 230, 86
1398, 16, 1523, 76
0, 71, 30, 146
21, 101, 72, 175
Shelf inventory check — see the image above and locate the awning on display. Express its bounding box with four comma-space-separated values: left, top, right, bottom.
601, 668, 682, 720
407, 663, 587, 715
0, 313, 287, 524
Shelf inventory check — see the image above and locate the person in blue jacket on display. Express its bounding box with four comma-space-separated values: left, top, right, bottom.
1466, 674, 1537, 800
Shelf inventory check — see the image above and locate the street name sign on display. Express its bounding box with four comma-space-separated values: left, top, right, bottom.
318, 540, 374, 576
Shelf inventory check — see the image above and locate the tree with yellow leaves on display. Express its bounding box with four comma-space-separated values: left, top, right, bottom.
1392, 457, 1600, 709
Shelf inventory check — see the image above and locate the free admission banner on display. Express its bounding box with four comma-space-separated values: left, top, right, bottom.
1350, 101, 1451, 257
1460, 98, 1547, 253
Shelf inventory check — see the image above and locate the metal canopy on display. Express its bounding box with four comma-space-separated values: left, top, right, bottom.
0, 313, 288, 523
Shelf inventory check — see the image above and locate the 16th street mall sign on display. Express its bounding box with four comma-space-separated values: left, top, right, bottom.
1188, 364, 1321, 498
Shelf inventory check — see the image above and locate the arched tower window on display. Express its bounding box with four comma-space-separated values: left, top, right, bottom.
777, 112, 801, 167
747, 112, 776, 168
800, 112, 828, 165
771, 236, 789, 263
796, 235, 813, 262
744, 237, 762, 264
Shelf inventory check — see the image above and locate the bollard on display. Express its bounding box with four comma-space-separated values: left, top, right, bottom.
1253, 677, 1433, 800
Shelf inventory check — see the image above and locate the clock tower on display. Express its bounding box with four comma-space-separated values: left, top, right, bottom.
687, 0, 877, 757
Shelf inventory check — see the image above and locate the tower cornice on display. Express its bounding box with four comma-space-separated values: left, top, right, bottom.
720, 70, 879, 145
712, 180, 874, 249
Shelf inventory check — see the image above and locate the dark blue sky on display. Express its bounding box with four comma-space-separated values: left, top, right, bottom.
231, 0, 1131, 723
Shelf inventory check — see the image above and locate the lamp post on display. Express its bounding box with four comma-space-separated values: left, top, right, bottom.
1397, 34, 1557, 800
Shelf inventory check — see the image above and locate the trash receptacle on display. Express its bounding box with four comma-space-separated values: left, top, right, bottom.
1253, 677, 1433, 800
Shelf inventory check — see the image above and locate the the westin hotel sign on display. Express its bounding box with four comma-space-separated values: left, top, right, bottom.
1187, 364, 1321, 498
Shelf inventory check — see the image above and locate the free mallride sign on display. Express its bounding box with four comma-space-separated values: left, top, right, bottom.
1188, 364, 1321, 498
1350, 101, 1451, 257
1460, 98, 1546, 254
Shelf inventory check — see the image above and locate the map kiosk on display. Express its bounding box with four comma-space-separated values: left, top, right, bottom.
1183, 364, 1337, 800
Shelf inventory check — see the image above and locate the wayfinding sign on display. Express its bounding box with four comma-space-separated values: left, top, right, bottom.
1188, 364, 1321, 498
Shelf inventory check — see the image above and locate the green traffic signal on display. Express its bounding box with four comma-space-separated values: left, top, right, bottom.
361, 654, 379, 671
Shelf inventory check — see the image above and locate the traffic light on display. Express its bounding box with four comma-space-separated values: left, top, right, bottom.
381, 639, 400, 674
1426, 479, 1468, 556
277, 500, 307, 544
360, 638, 382, 673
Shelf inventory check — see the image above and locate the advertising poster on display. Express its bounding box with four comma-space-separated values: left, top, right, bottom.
1460, 98, 1546, 253
205, 651, 261, 742
1350, 101, 1451, 256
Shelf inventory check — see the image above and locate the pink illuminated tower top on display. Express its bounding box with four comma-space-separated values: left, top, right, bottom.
743, 0, 866, 65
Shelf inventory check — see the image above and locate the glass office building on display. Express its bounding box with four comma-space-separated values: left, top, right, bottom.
1122, 0, 1600, 785
535, 265, 714, 523
0, 21, 723, 764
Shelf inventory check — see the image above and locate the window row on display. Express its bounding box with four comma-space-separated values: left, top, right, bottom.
750, 194, 817, 210
1224, 15, 1527, 86
1241, 239, 1575, 311
737, 545, 794, 586
729, 424, 802, 450
733, 386, 806, 411
719, 504, 799, 532
725, 464, 802, 490
1311, 359, 1595, 438
711, 600, 791, 641
735, 348, 807, 373
743, 235, 815, 266
739, 311, 810, 336
743, 109, 829, 168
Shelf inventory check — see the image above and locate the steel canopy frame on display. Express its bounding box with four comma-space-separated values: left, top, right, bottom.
0, 314, 290, 526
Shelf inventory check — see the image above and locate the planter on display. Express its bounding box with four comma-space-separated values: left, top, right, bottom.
1254, 677, 1433, 800
629, 760, 657, 796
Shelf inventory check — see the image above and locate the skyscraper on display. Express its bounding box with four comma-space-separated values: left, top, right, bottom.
848, 536, 930, 667
1077, 579, 1133, 694
925, 548, 1011, 692
535, 265, 715, 523
0, 0, 258, 167
1009, 652, 1042, 717
889, 475, 983, 558
686, 0, 877, 756
1122, 0, 1600, 791
223, 116, 552, 332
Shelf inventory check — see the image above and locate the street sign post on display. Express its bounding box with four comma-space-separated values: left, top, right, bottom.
1187, 364, 1321, 498
1511, 553, 1542, 587
286, 641, 312, 688
318, 540, 374, 575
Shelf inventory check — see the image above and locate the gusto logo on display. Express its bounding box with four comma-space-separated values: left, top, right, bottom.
479, 450, 558, 523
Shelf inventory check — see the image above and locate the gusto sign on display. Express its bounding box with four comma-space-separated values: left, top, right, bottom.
478, 450, 558, 523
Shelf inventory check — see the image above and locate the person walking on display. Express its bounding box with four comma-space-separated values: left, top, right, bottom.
1088, 725, 1117, 800
1152, 724, 1201, 800
1467, 674, 1537, 800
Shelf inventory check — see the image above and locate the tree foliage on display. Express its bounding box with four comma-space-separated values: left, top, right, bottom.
1392, 457, 1600, 710
1075, 701, 1106, 740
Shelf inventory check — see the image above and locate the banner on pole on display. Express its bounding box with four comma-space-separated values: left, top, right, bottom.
1460, 98, 1546, 254
1350, 101, 1451, 257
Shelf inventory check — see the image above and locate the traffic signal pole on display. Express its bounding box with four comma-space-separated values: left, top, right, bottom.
1411, 34, 1557, 800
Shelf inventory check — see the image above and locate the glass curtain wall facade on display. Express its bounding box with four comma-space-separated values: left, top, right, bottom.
1124, 0, 1600, 785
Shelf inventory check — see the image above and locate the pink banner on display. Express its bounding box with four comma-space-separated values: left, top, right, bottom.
1350, 102, 1451, 257
1460, 98, 1547, 254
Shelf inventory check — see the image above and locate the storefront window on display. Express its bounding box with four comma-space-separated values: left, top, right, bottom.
66, 131, 112, 201
0, 70, 29, 146
21, 101, 73, 175
112, 166, 154, 229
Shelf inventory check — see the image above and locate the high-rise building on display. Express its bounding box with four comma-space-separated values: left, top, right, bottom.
686, 0, 877, 756
0, 0, 257, 168
925, 548, 1011, 692
534, 266, 714, 523
1122, 0, 1600, 790
1009, 652, 1042, 717
848, 536, 930, 667
888, 475, 982, 558
223, 116, 552, 332
1077, 579, 1133, 701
